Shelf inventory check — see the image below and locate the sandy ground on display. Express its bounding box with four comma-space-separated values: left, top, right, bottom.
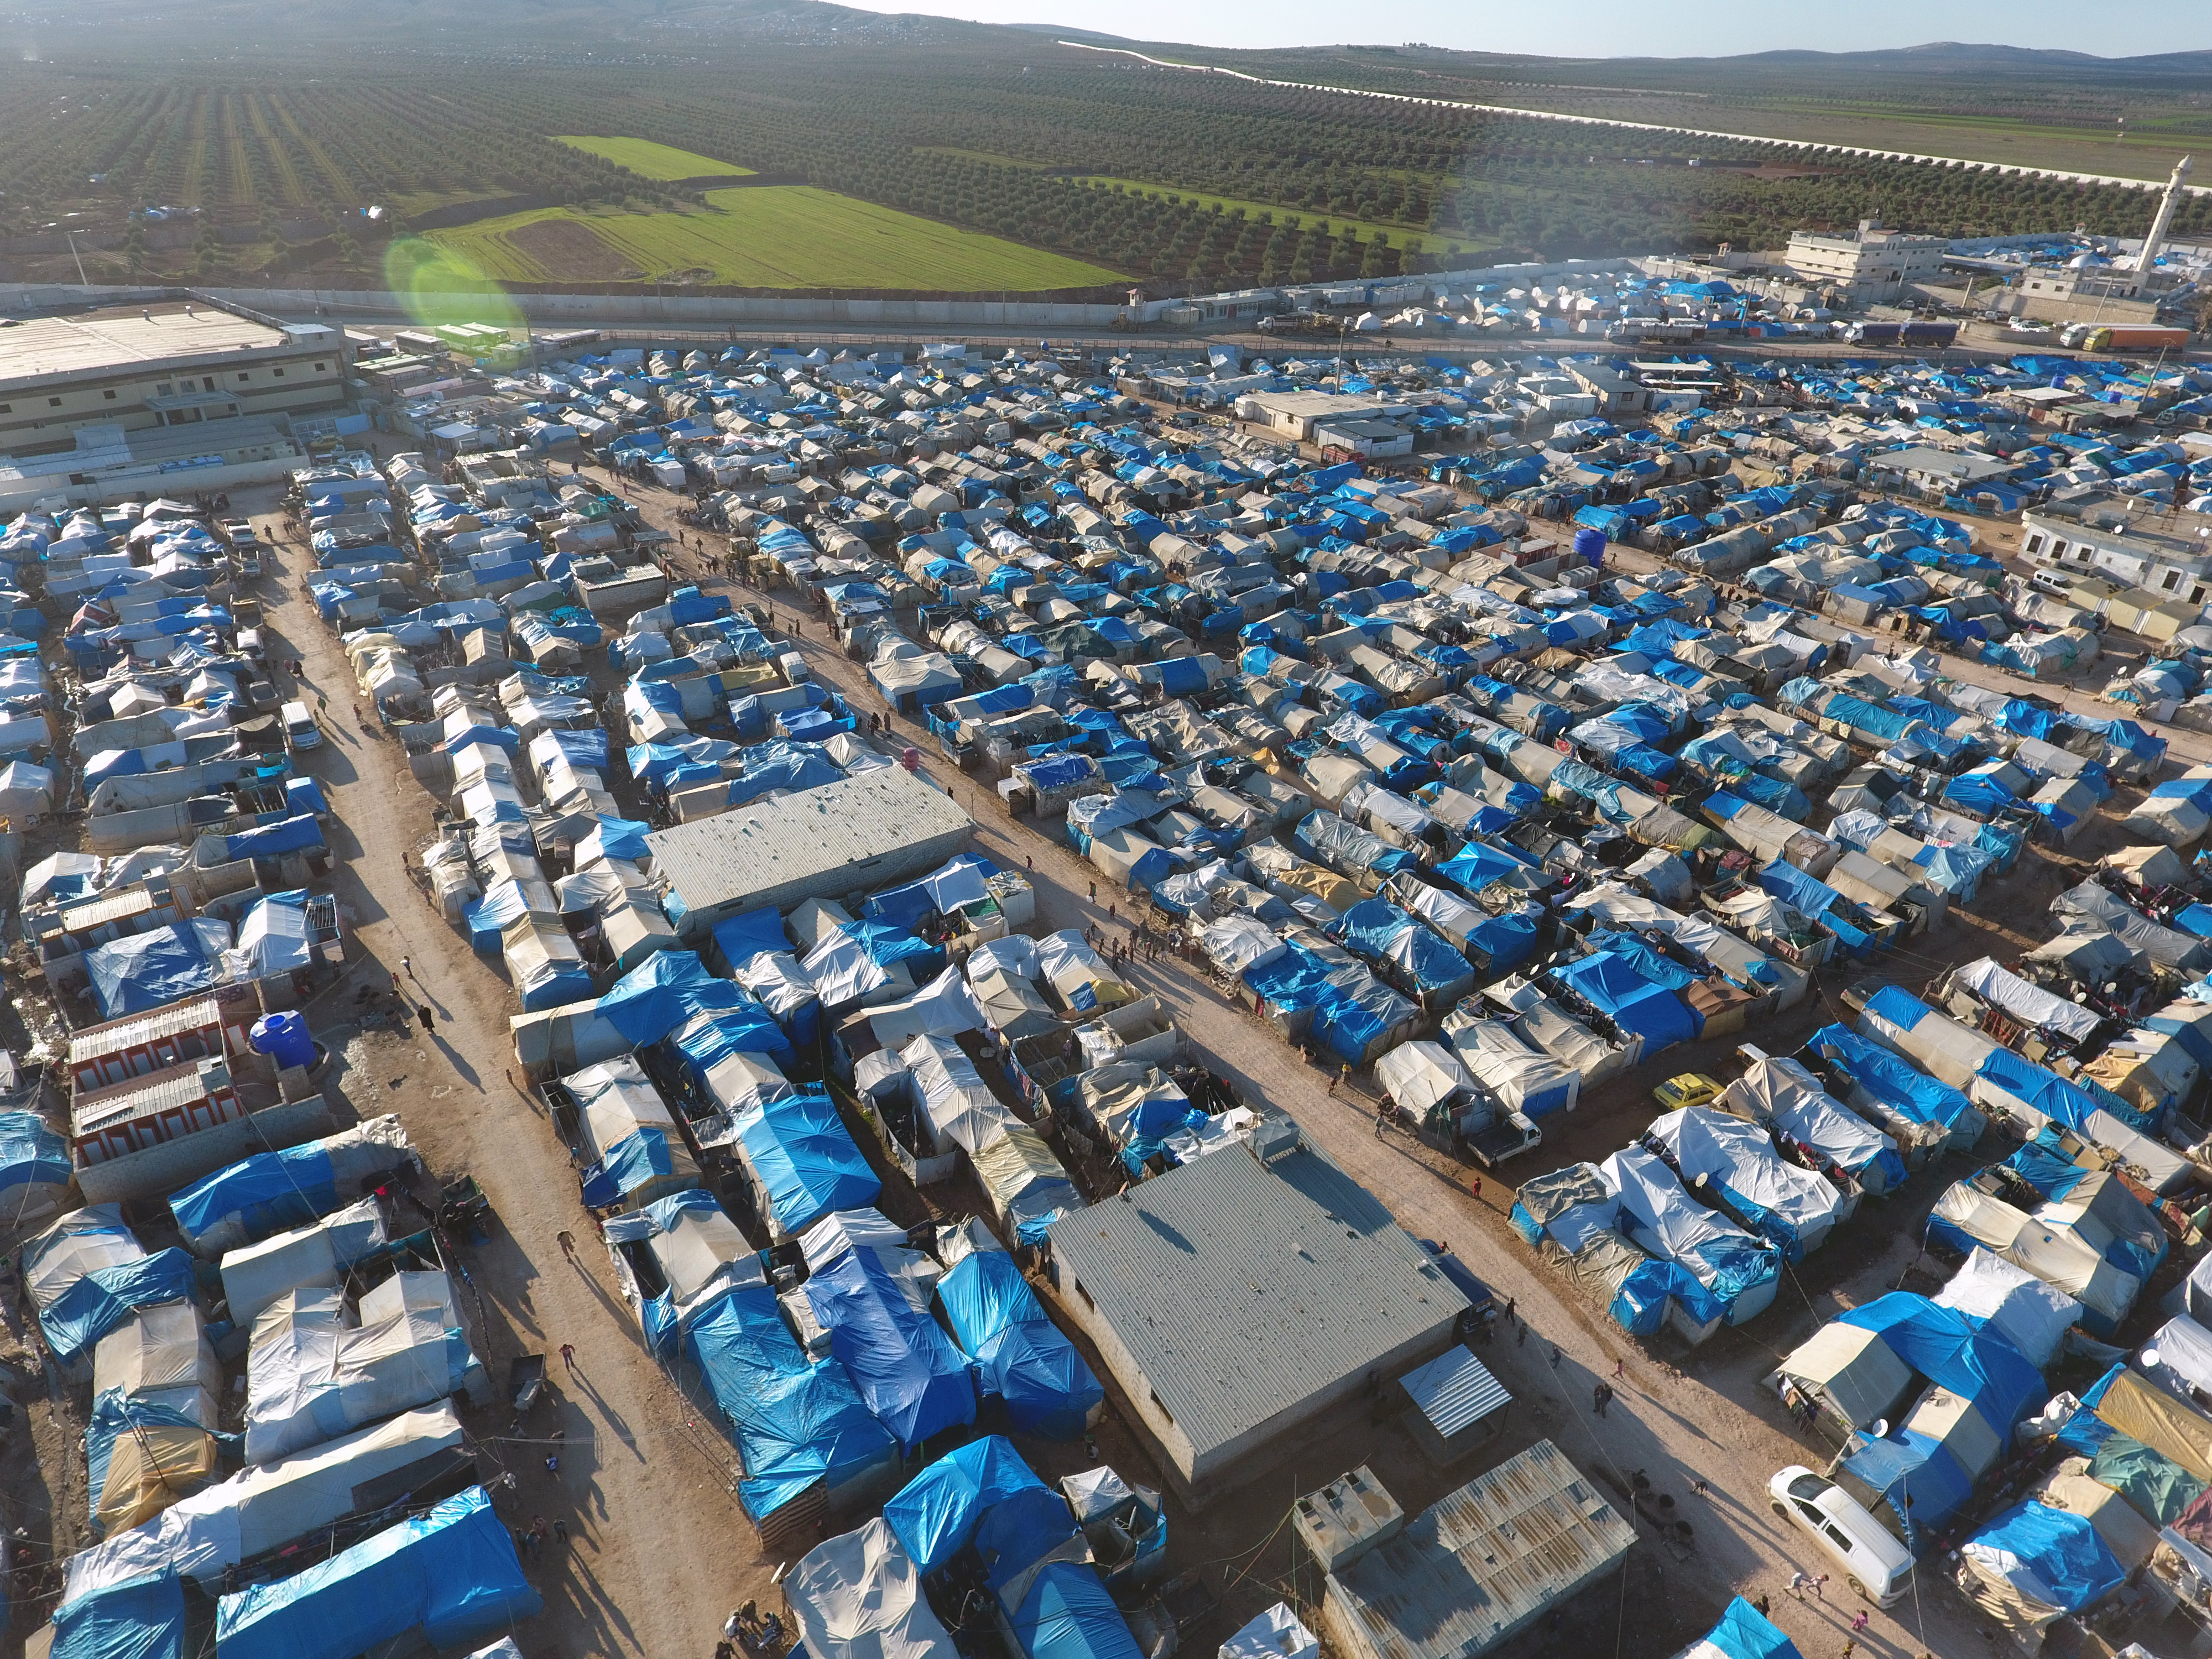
26, 447, 2161, 1659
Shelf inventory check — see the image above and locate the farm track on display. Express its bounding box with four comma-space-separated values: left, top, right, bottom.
245, 91, 312, 209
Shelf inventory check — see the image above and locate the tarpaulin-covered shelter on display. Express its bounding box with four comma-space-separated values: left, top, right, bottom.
0, 1109, 74, 1230
61, 1405, 465, 1606
1646, 1105, 1845, 1260
684, 1280, 899, 1522
787, 1519, 960, 1659
212, 1486, 541, 1659
1600, 1146, 1780, 1326
85, 919, 231, 1019
50, 1568, 185, 1659
168, 1116, 411, 1260
1928, 1181, 2141, 1338
1955, 1498, 2125, 1647
937, 1248, 1103, 1439
1720, 1055, 1905, 1196
567, 1055, 699, 1213
1931, 1248, 2081, 1371
734, 1088, 880, 1240
86, 1389, 221, 1538
885, 1434, 1052, 1575
1001, 1559, 1144, 1659
1672, 1597, 1802, 1659
806, 1245, 977, 1452
1555, 948, 1697, 1054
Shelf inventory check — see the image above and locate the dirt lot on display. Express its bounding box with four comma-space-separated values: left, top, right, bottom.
19, 448, 2175, 1659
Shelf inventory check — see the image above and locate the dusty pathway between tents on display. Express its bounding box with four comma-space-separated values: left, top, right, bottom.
254, 482, 766, 1659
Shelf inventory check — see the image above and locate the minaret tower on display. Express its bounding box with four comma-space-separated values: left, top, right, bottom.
2134, 155, 2194, 276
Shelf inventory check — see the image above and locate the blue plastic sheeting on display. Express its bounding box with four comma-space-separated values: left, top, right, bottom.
1840, 1427, 1975, 1548
885, 1435, 1050, 1575
40, 1249, 197, 1366
1437, 838, 1541, 895
938, 1251, 1104, 1439
52, 1571, 184, 1659
686, 1282, 895, 1519
222, 813, 325, 862
735, 1089, 881, 1237
1556, 950, 1698, 1050
1963, 1501, 2125, 1615
583, 815, 652, 864
1689, 1598, 1802, 1659
169, 1140, 338, 1244
728, 747, 843, 808
214, 1487, 540, 1659
1978, 1044, 2157, 1135
463, 878, 537, 952
1808, 1025, 1977, 1136
1837, 1293, 2046, 1431
596, 951, 743, 1046
805, 1248, 976, 1452
671, 1001, 799, 1079
283, 776, 328, 817
2006, 1137, 2090, 1203
85, 920, 229, 1019
1005, 1561, 1144, 1659
601, 1124, 677, 1197
1611, 1258, 1726, 1337
0, 1110, 69, 1195
712, 908, 790, 969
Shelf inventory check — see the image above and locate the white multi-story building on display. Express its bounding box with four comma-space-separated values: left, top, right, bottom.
2023, 504, 2212, 603
1784, 220, 1949, 298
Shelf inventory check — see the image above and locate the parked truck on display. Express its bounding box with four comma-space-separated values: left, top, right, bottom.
2065, 324, 2192, 353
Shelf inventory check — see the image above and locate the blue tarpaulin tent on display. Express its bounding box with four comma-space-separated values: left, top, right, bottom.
806, 1248, 976, 1452
213, 1487, 540, 1659
1961, 1500, 2125, 1616
712, 908, 791, 971
1004, 1561, 1144, 1659
686, 1284, 896, 1520
40, 1249, 197, 1367
53, 1571, 184, 1659
885, 1436, 1050, 1575
937, 1250, 1103, 1439
735, 1089, 880, 1237
1683, 1598, 1802, 1659
170, 1143, 341, 1249
85, 920, 229, 1019
1838, 1427, 1975, 1547
1556, 950, 1697, 1051
0, 1110, 70, 1203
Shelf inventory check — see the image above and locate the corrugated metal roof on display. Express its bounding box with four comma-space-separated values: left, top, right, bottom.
72, 1057, 233, 1136
68, 995, 226, 1063
1047, 1140, 1467, 1460
1400, 1347, 1511, 1439
1332, 1441, 1636, 1659
647, 768, 972, 916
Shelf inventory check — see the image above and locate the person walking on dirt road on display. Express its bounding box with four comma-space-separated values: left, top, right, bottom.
556, 1230, 577, 1263
418, 1006, 435, 1035
560, 1342, 578, 1376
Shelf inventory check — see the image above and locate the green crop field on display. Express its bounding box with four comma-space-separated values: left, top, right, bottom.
428, 185, 1126, 290
551, 135, 754, 180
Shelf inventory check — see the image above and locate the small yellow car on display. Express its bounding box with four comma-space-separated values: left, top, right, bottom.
1653, 1072, 1724, 1112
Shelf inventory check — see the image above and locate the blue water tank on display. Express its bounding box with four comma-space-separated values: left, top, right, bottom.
250, 1010, 315, 1072
1573, 526, 1608, 566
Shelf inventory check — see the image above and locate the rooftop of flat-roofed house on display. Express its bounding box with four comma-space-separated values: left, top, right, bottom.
0, 302, 327, 392
1047, 1133, 1468, 1468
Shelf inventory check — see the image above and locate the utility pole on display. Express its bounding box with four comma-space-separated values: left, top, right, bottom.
65, 228, 88, 287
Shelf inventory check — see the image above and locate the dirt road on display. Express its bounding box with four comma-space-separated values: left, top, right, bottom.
248, 481, 768, 1659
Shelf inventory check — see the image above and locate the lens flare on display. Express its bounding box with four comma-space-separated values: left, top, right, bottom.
382, 237, 524, 334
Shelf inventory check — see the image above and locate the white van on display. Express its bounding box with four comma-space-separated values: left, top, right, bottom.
2032, 568, 2075, 597
281, 700, 322, 752
1767, 1467, 1914, 1606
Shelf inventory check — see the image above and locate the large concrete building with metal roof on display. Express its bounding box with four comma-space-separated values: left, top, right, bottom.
648, 766, 974, 943
0, 295, 346, 460
1045, 1121, 1469, 1501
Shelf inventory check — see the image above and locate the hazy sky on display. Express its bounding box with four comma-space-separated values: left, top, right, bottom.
834, 0, 2206, 58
